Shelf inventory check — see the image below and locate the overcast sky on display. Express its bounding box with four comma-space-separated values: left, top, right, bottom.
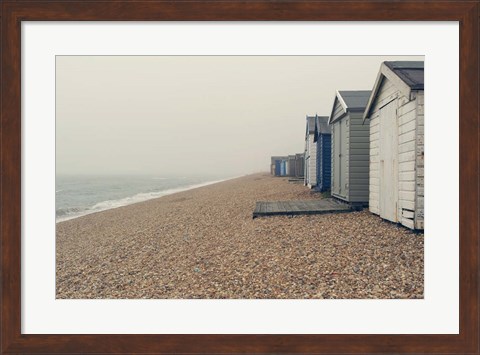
56, 55, 423, 177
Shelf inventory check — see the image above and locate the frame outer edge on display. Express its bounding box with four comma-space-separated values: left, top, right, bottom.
459, 2, 480, 354
0, 0, 479, 354
1, 2, 22, 354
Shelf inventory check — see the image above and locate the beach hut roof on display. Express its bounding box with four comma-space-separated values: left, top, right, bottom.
306, 115, 317, 135
364, 61, 424, 119
313, 116, 330, 142
271, 156, 288, 164
384, 61, 424, 89
338, 90, 372, 110
316, 116, 331, 134
328, 90, 371, 124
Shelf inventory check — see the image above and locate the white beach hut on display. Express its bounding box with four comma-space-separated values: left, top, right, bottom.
363, 61, 424, 230
304, 115, 317, 188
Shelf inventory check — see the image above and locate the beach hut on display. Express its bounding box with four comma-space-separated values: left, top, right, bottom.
275, 160, 281, 176
363, 61, 424, 230
271, 157, 284, 176
304, 115, 317, 188
280, 160, 287, 176
271, 156, 281, 176
271, 156, 289, 176
329, 90, 371, 206
295, 153, 305, 178
313, 116, 332, 192
288, 155, 296, 176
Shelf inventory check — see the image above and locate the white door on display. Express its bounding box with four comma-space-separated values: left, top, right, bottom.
379, 100, 399, 222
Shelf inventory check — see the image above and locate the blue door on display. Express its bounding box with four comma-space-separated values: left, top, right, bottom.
316, 137, 322, 187
316, 134, 332, 191
322, 134, 332, 191
275, 161, 281, 176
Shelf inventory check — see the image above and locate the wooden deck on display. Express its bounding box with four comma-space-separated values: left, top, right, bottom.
253, 198, 351, 218
288, 178, 304, 184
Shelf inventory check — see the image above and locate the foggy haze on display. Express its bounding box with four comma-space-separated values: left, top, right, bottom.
56, 55, 423, 176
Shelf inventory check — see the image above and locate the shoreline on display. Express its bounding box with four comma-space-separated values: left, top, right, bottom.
56, 174, 248, 223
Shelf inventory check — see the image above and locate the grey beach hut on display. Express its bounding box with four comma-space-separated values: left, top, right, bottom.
329, 90, 371, 207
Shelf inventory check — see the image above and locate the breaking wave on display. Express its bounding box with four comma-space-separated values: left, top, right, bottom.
56, 179, 228, 223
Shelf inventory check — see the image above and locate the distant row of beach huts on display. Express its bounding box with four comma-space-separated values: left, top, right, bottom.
270, 154, 305, 178
271, 61, 424, 230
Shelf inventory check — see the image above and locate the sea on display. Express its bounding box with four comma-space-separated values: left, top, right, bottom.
55, 174, 234, 223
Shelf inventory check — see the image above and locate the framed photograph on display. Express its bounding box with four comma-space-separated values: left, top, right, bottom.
1, 1, 478, 354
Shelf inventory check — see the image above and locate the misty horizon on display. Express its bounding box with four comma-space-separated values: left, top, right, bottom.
55, 172, 245, 178
56, 55, 423, 176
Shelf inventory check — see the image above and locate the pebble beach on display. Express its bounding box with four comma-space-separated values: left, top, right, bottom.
56, 173, 424, 299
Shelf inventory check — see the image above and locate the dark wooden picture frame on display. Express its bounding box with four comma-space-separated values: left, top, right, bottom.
1, 1, 478, 354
